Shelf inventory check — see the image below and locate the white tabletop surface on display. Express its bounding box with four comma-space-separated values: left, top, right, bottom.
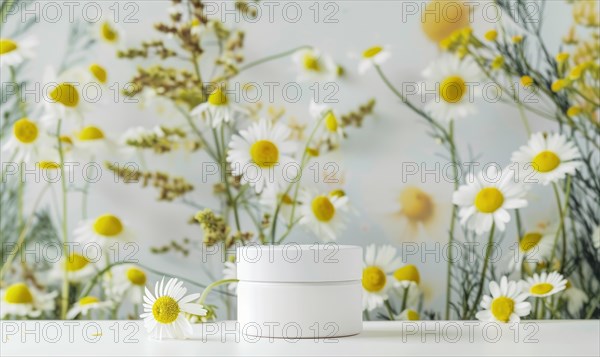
1, 320, 599, 356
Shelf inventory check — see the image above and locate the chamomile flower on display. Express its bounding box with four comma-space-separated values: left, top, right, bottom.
227, 119, 297, 193
508, 223, 555, 272
309, 101, 345, 147
73, 214, 134, 250
222, 260, 238, 293
562, 281, 588, 316
96, 19, 124, 47
0, 36, 37, 67
105, 264, 148, 304
393, 264, 420, 289
40, 67, 86, 126
453, 166, 528, 234
396, 309, 420, 321
72, 125, 119, 161
524, 271, 567, 298
511, 132, 582, 185
298, 189, 350, 241
191, 87, 245, 128
358, 45, 391, 75
1, 118, 52, 164
259, 186, 298, 224
476, 276, 531, 323
361, 244, 401, 311
422, 54, 483, 123
66, 296, 113, 319
52, 252, 97, 283
292, 47, 338, 82
394, 185, 450, 241
141, 277, 207, 340
0, 283, 57, 318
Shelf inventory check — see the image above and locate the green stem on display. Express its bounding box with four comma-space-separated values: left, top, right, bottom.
198, 279, 239, 306
516, 100, 532, 136
384, 300, 395, 320
57, 119, 69, 320
237, 45, 312, 73
549, 177, 571, 271
220, 125, 241, 231
444, 121, 459, 320
400, 286, 410, 312
471, 223, 496, 317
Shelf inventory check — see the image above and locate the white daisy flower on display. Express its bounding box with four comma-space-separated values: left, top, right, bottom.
0, 36, 37, 67
292, 47, 338, 82
105, 264, 147, 304
66, 296, 113, 319
141, 277, 207, 340
358, 45, 391, 75
73, 213, 134, 251
453, 165, 528, 234
309, 101, 345, 147
361, 244, 401, 311
393, 264, 420, 289
511, 132, 582, 185
298, 189, 350, 241
523, 271, 567, 298
191, 87, 245, 128
508, 224, 555, 272
1, 118, 52, 164
0, 283, 57, 318
562, 281, 588, 316
51, 252, 97, 283
395, 309, 420, 321
259, 185, 298, 224
422, 54, 483, 123
40, 67, 87, 127
227, 119, 298, 193
72, 125, 121, 162
222, 260, 238, 293
476, 276, 531, 323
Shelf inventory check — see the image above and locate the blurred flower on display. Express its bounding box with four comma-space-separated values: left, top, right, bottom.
395, 309, 420, 321
66, 296, 113, 319
259, 186, 297, 224
191, 87, 245, 128
453, 166, 527, 234
393, 264, 420, 289
52, 252, 97, 283
309, 101, 345, 148
0, 36, 37, 67
357, 45, 391, 74
105, 264, 147, 304
361, 244, 401, 311
511, 132, 582, 185
523, 271, 567, 298
298, 189, 349, 241
0, 283, 57, 318
422, 54, 482, 123
227, 119, 297, 193
562, 281, 588, 316
508, 222, 555, 272
484, 29, 498, 42
141, 277, 207, 340
222, 260, 238, 292
1, 118, 52, 164
195, 209, 229, 246
96, 19, 124, 47
394, 186, 448, 240
74, 214, 134, 250
476, 276, 531, 323
292, 47, 337, 82
421, 0, 470, 43
40, 67, 87, 126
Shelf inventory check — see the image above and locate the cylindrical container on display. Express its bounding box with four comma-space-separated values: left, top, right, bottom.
237, 244, 363, 339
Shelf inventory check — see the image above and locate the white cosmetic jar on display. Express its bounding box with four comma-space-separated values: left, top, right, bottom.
237, 244, 363, 339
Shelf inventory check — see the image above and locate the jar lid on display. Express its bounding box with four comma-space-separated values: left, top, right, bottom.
236, 244, 363, 283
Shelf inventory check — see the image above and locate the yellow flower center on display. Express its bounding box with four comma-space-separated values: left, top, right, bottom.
0, 39, 18, 55
207, 88, 228, 106
532, 151, 561, 173
78, 126, 105, 141
250, 140, 279, 168
101, 22, 118, 42
324, 112, 339, 132
329, 189, 346, 198
79, 296, 99, 305
152, 296, 180, 324
311, 196, 335, 222
362, 266, 386, 292
393, 265, 420, 284
280, 194, 294, 205
474, 187, 504, 213
89, 64, 107, 84
65, 253, 89, 272
399, 187, 434, 222
126, 267, 147, 286
520, 75, 534, 87
530, 283, 554, 295
49, 83, 80, 108
490, 296, 514, 323
13, 118, 38, 144
93, 214, 123, 237
38, 161, 60, 170
302, 54, 321, 71
406, 310, 420, 321
440, 75, 466, 103
421, 1, 470, 43
60, 135, 73, 145
4, 283, 33, 304
519, 232, 543, 252
362, 46, 383, 59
